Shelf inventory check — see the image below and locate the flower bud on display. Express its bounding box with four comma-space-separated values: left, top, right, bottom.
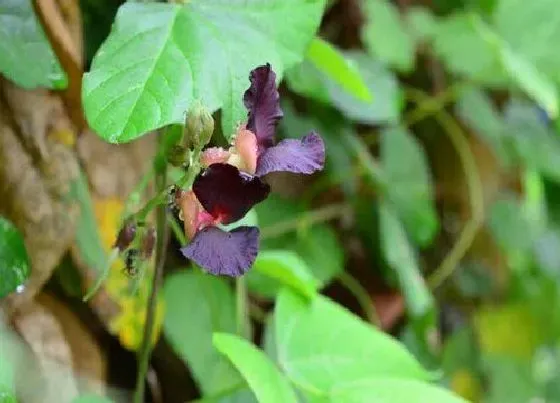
114, 220, 137, 251
167, 144, 190, 167
185, 101, 214, 150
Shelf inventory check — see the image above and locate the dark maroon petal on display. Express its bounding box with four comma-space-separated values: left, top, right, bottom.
255, 132, 325, 176
180, 226, 259, 277
193, 163, 270, 224
243, 64, 283, 149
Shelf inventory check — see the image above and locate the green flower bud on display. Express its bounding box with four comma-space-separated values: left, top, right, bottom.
185, 101, 214, 150
167, 144, 190, 167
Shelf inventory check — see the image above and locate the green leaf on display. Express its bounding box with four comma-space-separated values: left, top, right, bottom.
72, 395, 114, 403
433, 13, 507, 86
253, 250, 317, 298
488, 197, 534, 258
379, 202, 435, 326
82, 1, 325, 143
250, 195, 344, 298
361, 0, 415, 72
435, 2, 560, 116
286, 51, 402, 125
306, 38, 371, 102
213, 333, 298, 403
504, 99, 560, 183
70, 170, 107, 274
405, 6, 438, 43
275, 289, 429, 395
0, 217, 30, 299
326, 378, 468, 403
455, 86, 509, 162
163, 271, 243, 396
381, 126, 438, 246
0, 0, 67, 89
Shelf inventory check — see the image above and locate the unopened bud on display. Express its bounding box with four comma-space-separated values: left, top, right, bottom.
141, 228, 156, 259
167, 144, 190, 167
185, 101, 214, 150
114, 221, 137, 251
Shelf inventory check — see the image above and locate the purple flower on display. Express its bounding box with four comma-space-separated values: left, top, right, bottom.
179, 164, 269, 276
181, 64, 325, 277
244, 63, 325, 177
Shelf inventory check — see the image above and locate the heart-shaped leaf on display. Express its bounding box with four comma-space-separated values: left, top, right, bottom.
82, 0, 325, 143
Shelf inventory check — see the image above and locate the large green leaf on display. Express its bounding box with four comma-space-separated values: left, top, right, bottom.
361, 0, 415, 72
213, 333, 298, 403
379, 202, 435, 329
381, 126, 438, 246
0, 0, 67, 89
162, 271, 243, 396
0, 217, 30, 299
326, 378, 467, 403
82, 0, 325, 143
305, 38, 371, 102
286, 51, 402, 125
275, 289, 429, 395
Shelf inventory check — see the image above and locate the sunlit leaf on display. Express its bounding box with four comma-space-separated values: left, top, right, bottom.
0, 0, 67, 89
305, 38, 371, 102
0, 217, 30, 299
253, 251, 317, 298
214, 333, 298, 403
275, 289, 429, 394
82, 0, 325, 143
326, 378, 468, 403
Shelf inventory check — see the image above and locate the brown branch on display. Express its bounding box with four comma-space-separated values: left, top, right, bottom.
33, 0, 86, 131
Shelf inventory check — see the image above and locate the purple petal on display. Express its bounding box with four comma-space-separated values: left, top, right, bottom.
255, 132, 325, 176
193, 163, 270, 224
243, 64, 283, 149
181, 226, 259, 276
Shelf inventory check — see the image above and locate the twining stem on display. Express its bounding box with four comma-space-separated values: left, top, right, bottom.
133, 139, 169, 403
404, 88, 485, 290
337, 271, 381, 327
133, 145, 201, 403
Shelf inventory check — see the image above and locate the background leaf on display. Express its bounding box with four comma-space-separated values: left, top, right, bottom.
361, 0, 415, 72
0, 217, 30, 299
82, 0, 325, 143
163, 271, 243, 396
213, 333, 298, 403
379, 202, 436, 334
70, 170, 107, 274
0, 0, 67, 89
381, 126, 438, 246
